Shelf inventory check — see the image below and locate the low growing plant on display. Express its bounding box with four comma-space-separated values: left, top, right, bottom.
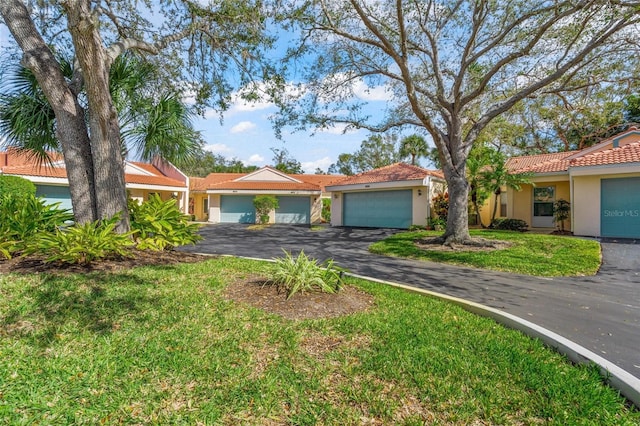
489, 218, 529, 232
0, 175, 36, 197
0, 193, 73, 257
271, 249, 344, 299
30, 215, 134, 265
129, 195, 202, 250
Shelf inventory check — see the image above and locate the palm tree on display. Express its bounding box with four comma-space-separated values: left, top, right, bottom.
466, 146, 492, 227
0, 54, 200, 168
399, 134, 429, 166
481, 150, 533, 223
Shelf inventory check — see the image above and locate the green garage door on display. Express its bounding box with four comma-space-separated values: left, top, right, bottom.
36, 185, 73, 211
276, 196, 310, 224
601, 177, 640, 238
220, 195, 255, 223
343, 190, 412, 228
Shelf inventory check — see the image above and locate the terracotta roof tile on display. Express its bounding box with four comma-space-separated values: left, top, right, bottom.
297, 174, 346, 191
2, 162, 186, 188
506, 151, 577, 174
570, 142, 640, 167
329, 162, 444, 186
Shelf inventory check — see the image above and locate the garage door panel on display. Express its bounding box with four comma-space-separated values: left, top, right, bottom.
220, 195, 255, 223
601, 177, 640, 238
344, 190, 412, 228
36, 185, 73, 211
276, 196, 310, 224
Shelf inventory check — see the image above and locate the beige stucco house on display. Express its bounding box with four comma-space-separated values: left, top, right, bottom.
326, 163, 446, 229
189, 167, 344, 224
503, 127, 640, 238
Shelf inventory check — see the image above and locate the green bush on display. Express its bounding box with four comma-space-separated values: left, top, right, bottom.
0, 175, 36, 197
321, 198, 331, 222
129, 194, 202, 250
253, 195, 279, 225
490, 218, 529, 232
432, 192, 449, 221
271, 250, 344, 299
31, 215, 134, 265
0, 193, 73, 257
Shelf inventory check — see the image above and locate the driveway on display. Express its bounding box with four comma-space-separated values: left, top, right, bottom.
182, 224, 640, 380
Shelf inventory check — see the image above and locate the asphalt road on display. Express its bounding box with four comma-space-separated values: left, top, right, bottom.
181, 224, 640, 379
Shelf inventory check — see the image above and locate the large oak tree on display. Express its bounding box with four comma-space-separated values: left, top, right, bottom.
278, 0, 640, 243
1, 0, 272, 231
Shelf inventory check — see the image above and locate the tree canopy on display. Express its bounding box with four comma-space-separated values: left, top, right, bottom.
328, 134, 402, 175
278, 0, 640, 243
0, 0, 276, 231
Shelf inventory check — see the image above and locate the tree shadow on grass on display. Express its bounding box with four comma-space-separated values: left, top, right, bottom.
2, 271, 160, 347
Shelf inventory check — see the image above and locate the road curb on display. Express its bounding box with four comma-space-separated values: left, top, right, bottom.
347, 272, 640, 409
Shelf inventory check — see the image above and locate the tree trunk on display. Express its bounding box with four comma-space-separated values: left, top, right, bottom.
491, 189, 501, 222
441, 172, 471, 244
66, 1, 130, 232
1, 0, 98, 224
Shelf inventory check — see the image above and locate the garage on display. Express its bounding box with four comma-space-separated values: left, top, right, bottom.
276, 196, 310, 224
601, 177, 640, 238
343, 190, 413, 228
36, 185, 73, 211
220, 195, 255, 223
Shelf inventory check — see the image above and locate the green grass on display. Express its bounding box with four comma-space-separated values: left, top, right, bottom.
1, 258, 637, 424
369, 230, 602, 276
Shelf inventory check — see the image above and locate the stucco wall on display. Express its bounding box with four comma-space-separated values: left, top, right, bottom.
209, 194, 221, 223
507, 179, 570, 229
572, 175, 601, 237
310, 196, 323, 224
330, 193, 343, 226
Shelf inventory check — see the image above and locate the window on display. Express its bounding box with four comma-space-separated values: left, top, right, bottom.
500, 192, 507, 217
533, 186, 555, 217
203, 197, 209, 214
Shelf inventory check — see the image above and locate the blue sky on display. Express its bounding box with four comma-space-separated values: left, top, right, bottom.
0, 21, 426, 173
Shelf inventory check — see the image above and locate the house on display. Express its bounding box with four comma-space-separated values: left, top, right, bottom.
0, 150, 190, 213
326, 162, 446, 229
189, 167, 345, 224
503, 127, 640, 239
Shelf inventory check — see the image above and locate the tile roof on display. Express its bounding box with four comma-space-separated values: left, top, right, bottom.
506, 151, 578, 174
297, 174, 346, 191
328, 162, 444, 186
1, 162, 186, 188
570, 142, 640, 168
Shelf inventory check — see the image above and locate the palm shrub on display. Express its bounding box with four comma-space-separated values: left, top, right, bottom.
553, 199, 571, 232
29, 215, 134, 265
129, 194, 202, 250
0, 193, 73, 257
271, 250, 344, 299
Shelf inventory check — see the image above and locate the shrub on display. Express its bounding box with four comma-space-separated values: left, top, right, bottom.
490, 218, 529, 232
30, 215, 134, 265
0, 193, 73, 257
427, 217, 446, 230
432, 192, 449, 221
321, 198, 331, 223
0, 175, 36, 197
271, 250, 345, 300
253, 195, 279, 224
553, 199, 571, 232
129, 194, 202, 251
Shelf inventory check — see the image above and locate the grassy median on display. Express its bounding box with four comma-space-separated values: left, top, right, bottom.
0, 257, 636, 424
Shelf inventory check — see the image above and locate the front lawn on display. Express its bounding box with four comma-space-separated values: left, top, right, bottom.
369, 230, 601, 276
1, 257, 636, 424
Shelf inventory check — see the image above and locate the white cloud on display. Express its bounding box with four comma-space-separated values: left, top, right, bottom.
245, 154, 265, 165
204, 143, 232, 154
230, 121, 257, 134
352, 79, 393, 101
301, 156, 333, 173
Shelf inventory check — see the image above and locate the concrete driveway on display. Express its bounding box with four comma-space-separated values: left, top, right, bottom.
182, 224, 640, 380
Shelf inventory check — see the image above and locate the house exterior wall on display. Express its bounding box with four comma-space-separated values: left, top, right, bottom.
209, 194, 221, 223
190, 193, 209, 221
331, 193, 344, 226
507, 178, 570, 229
571, 170, 640, 237
310, 196, 322, 224
128, 189, 176, 205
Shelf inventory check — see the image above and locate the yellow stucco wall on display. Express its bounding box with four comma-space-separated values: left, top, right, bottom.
189, 193, 210, 221
506, 179, 571, 229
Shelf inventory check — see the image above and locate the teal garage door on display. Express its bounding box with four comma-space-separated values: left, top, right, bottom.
220, 195, 255, 223
276, 196, 310, 224
343, 190, 412, 228
601, 177, 640, 238
36, 185, 73, 211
